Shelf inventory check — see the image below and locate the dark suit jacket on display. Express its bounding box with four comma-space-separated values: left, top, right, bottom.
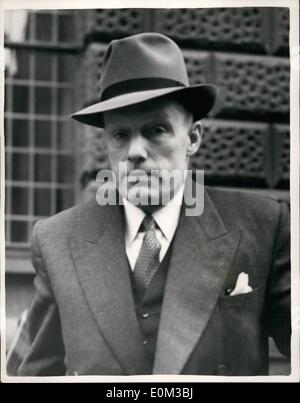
11, 187, 290, 376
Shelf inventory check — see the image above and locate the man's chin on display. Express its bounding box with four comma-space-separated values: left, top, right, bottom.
125, 187, 181, 212
126, 186, 161, 207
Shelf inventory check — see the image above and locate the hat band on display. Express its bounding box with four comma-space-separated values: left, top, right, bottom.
101, 78, 186, 101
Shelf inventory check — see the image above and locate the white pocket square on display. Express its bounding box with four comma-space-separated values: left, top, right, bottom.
230, 272, 253, 296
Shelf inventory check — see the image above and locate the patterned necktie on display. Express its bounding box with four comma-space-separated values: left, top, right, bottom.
133, 214, 161, 303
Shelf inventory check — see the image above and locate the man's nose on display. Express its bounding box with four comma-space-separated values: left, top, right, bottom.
127, 135, 147, 165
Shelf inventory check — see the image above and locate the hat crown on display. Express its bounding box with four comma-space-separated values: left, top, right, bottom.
71, 33, 218, 128
100, 33, 189, 100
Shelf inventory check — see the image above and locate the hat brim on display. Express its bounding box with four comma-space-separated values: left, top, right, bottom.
71, 84, 218, 128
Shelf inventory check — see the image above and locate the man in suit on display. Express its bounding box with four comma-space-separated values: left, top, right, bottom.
7, 33, 290, 376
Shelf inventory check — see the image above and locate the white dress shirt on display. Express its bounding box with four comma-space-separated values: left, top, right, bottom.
123, 187, 184, 271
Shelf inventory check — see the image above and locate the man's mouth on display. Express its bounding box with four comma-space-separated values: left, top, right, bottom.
127, 169, 159, 181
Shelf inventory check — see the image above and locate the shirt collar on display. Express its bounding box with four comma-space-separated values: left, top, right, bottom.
123, 198, 146, 245
122, 185, 184, 245
152, 185, 184, 241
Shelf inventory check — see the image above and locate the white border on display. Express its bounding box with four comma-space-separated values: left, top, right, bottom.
0, 0, 299, 384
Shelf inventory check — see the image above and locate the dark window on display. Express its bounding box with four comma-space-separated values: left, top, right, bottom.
5, 10, 78, 247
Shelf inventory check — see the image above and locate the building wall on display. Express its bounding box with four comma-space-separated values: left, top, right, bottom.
5, 8, 290, 375
5, 9, 80, 348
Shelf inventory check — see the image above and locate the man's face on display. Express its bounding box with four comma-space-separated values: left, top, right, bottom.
103, 97, 196, 210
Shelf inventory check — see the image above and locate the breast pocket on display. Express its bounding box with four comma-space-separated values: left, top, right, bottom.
218, 287, 261, 309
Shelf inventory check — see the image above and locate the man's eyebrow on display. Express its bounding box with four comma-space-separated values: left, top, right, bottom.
142, 111, 172, 122
105, 124, 129, 132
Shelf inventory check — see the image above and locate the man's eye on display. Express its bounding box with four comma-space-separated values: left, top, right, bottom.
152, 126, 166, 135
113, 131, 127, 140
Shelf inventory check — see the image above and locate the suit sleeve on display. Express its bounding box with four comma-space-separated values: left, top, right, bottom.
9, 220, 66, 376
265, 201, 291, 358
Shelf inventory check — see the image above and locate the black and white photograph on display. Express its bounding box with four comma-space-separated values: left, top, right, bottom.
1, 0, 299, 384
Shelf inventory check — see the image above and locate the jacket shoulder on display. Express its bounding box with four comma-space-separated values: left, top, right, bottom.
206, 186, 285, 208
205, 187, 288, 230
32, 199, 110, 242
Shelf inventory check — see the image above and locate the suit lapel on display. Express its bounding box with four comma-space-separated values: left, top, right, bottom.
153, 190, 241, 374
69, 201, 151, 375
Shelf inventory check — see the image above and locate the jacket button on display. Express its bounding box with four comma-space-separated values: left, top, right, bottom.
141, 312, 149, 319
217, 364, 227, 375
143, 340, 148, 345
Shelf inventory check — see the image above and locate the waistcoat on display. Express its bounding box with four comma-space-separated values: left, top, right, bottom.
130, 243, 174, 369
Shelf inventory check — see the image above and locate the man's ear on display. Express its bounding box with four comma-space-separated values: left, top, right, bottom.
187, 121, 203, 157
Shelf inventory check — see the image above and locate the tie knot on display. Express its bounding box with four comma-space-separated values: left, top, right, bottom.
140, 215, 155, 232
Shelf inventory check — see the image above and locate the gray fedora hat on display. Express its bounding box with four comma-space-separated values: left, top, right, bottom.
71, 32, 218, 128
